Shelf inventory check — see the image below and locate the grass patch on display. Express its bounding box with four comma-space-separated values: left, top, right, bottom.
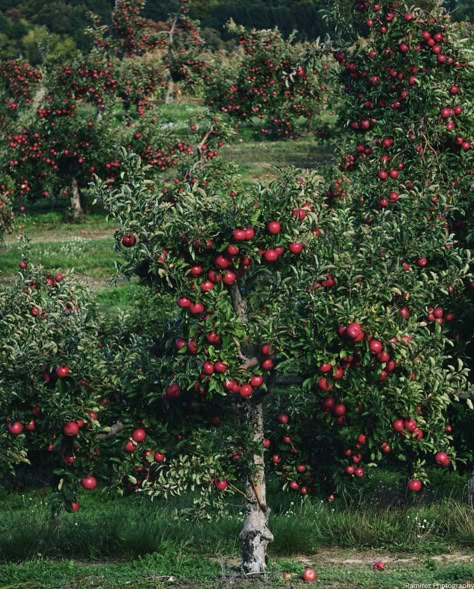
0, 486, 472, 565
0, 236, 116, 279
0, 553, 472, 588
220, 136, 334, 182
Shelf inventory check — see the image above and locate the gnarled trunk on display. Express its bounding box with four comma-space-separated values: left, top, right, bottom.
70, 177, 84, 222
240, 400, 273, 574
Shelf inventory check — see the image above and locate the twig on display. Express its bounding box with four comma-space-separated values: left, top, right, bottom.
229, 481, 254, 502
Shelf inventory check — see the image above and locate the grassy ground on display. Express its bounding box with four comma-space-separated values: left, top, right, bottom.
0, 551, 473, 589
0, 470, 473, 587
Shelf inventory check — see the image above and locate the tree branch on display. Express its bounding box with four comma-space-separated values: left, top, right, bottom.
96, 421, 124, 441
230, 284, 248, 324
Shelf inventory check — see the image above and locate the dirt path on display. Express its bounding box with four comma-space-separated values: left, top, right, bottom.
211, 548, 474, 567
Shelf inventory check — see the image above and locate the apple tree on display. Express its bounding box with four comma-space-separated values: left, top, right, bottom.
329, 0, 474, 469
206, 22, 323, 139
0, 249, 110, 517
92, 80, 470, 572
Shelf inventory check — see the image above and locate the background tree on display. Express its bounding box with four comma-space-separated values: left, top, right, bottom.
206, 22, 327, 139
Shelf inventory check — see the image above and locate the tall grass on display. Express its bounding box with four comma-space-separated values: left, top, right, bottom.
0, 488, 472, 563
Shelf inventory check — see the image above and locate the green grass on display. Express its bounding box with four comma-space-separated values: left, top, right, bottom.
220, 136, 334, 183
0, 550, 472, 588
0, 236, 116, 279
0, 481, 472, 565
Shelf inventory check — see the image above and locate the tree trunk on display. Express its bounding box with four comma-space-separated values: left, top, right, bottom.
468, 467, 474, 506
239, 399, 273, 574
70, 177, 84, 222
165, 78, 175, 104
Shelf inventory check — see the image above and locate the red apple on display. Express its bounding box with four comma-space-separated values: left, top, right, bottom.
56, 366, 70, 379
8, 421, 23, 435
81, 476, 97, 490
63, 421, 79, 436
267, 221, 281, 234
302, 567, 317, 582
214, 479, 228, 491
132, 428, 146, 442
408, 479, 422, 492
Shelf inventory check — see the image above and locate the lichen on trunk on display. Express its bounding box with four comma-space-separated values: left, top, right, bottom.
239, 399, 273, 575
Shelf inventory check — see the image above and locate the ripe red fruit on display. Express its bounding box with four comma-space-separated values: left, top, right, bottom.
124, 440, 137, 452
214, 361, 228, 374
223, 270, 237, 285
278, 413, 289, 424
435, 451, 450, 466
190, 302, 205, 314
408, 479, 422, 492
318, 377, 333, 391
357, 433, 367, 445
263, 249, 279, 262
19, 260, 27, 269
302, 567, 317, 582
202, 361, 215, 375
288, 242, 303, 254
81, 476, 97, 490
177, 297, 191, 308
132, 428, 146, 442
25, 419, 36, 431
373, 561, 385, 571
333, 403, 346, 417
369, 340, 383, 354
245, 227, 255, 240
227, 244, 240, 256
417, 257, 428, 267
121, 234, 136, 247
381, 442, 391, 453
292, 208, 306, 221
70, 501, 80, 513
392, 418, 404, 432
239, 384, 253, 398
346, 322, 363, 339
354, 467, 364, 477
200, 280, 214, 292
165, 383, 181, 399
261, 344, 273, 356
272, 454, 281, 464
399, 306, 410, 319
289, 480, 299, 491
261, 358, 274, 370
215, 255, 231, 269
345, 465, 355, 475
8, 421, 23, 435
404, 418, 417, 433
267, 221, 281, 234
322, 397, 335, 411
154, 452, 165, 462
233, 229, 247, 241
56, 366, 70, 379
63, 421, 79, 436
214, 479, 228, 491
262, 438, 271, 448
250, 375, 264, 387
